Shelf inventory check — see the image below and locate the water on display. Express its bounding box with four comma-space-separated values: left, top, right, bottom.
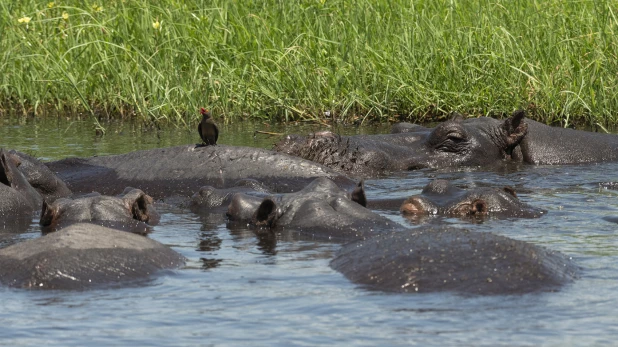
1, 118, 618, 346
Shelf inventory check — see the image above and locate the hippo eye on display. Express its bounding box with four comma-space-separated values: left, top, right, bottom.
427, 123, 469, 153
447, 132, 466, 142
434, 131, 468, 152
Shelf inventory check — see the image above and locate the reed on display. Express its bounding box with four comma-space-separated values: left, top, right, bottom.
1, 0, 617, 127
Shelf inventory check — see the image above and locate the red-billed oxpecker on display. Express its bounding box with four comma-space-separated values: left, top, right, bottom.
198, 108, 219, 146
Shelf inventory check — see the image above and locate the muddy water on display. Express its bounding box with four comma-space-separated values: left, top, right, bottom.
1, 118, 618, 346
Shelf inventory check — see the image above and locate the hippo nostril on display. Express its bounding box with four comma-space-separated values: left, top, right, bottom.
453, 199, 488, 216
470, 199, 488, 215
252, 198, 278, 228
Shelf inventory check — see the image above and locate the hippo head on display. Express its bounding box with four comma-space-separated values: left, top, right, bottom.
273, 111, 529, 176
0, 150, 43, 230
40, 188, 159, 235
0, 149, 42, 211
225, 177, 392, 241
403, 110, 528, 169
8, 150, 71, 203
400, 179, 545, 220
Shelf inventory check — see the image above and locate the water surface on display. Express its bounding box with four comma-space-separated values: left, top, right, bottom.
1, 118, 618, 346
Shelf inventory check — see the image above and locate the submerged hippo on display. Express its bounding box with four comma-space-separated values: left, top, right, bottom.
0, 148, 72, 231
0, 223, 185, 290
47, 145, 356, 199
222, 178, 577, 295
9, 150, 71, 203
0, 149, 43, 228
331, 226, 578, 295
398, 179, 545, 219
40, 188, 159, 234
189, 179, 272, 213
274, 110, 618, 176
225, 177, 401, 241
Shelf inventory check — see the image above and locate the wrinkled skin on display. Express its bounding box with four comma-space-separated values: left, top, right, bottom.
226, 177, 402, 241
395, 116, 618, 165
0, 223, 185, 290
398, 179, 545, 219
40, 188, 159, 235
190, 179, 272, 213
0, 149, 42, 228
47, 145, 356, 199
9, 150, 71, 203
331, 226, 578, 295
275, 110, 618, 176
274, 111, 528, 176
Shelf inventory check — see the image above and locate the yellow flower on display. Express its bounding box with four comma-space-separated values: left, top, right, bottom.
47, 2, 54, 8
18, 16, 31, 24
152, 20, 161, 30
62, 12, 69, 20
92, 4, 103, 12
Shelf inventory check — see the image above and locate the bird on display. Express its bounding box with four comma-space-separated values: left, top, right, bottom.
198, 108, 219, 146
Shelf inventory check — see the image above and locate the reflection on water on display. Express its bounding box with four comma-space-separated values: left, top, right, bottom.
1, 118, 618, 345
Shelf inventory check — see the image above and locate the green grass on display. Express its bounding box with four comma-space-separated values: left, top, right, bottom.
1, 0, 617, 127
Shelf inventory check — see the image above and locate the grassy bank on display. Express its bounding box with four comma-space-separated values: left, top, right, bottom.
1, 0, 617, 127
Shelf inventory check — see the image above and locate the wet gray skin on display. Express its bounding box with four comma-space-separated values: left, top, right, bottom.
189, 179, 272, 213
0, 223, 185, 290
274, 111, 528, 177
226, 177, 402, 242
275, 110, 618, 177
47, 144, 356, 199
40, 188, 159, 235
0, 148, 43, 229
9, 150, 71, 203
399, 179, 546, 220
331, 226, 579, 295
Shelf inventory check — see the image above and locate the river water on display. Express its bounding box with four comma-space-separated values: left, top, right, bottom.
1, 117, 618, 346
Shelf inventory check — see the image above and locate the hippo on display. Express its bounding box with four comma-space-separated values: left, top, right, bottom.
9, 150, 71, 203
222, 178, 577, 295
0, 149, 43, 228
0, 148, 73, 231
46, 145, 356, 199
40, 188, 159, 235
274, 110, 618, 176
331, 226, 578, 295
0, 223, 185, 290
274, 111, 527, 176
225, 177, 402, 241
189, 178, 272, 213
397, 179, 545, 220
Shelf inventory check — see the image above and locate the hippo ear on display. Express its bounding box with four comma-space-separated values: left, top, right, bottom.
39, 200, 56, 226
469, 199, 488, 215
449, 112, 465, 122
123, 189, 154, 223
350, 180, 367, 207
8, 153, 21, 167
251, 198, 279, 228
500, 110, 528, 157
503, 186, 517, 197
